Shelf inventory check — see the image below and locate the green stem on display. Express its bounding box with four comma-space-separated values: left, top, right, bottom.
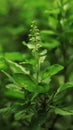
34, 42, 40, 85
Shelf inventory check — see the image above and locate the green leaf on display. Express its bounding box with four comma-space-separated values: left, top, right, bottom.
45, 8, 60, 15
48, 16, 58, 29
5, 88, 24, 100
42, 64, 64, 80
11, 74, 50, 93
12, 73, 37, 92
6, 60, 29, 74
37, 83, 50, 93
5, 52, 24, 61
0, 108, 9, 114
5, 84, 24, 99
14, 110, 26, 120
56, 82, 73, 94
41, 30, 56, 35
20, 59, 36, 66
23, 41, 35, 49
2, 70, 16, 83
39, 55, 46, 64
15, 110, 34, 121
0, 57, 7, 70
39, 49, 47, 56
6, 84, 22, 91
41, 40, 60, 49
54, 106, 73, 115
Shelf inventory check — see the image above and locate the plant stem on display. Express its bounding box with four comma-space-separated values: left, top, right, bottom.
34, 42, 40, 85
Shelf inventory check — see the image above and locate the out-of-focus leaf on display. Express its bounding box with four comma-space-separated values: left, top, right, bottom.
8, 26, 24, 35
45, 8, 60, 14
5, 52, 24, 61
0, 108, 9, 114
56, 82, 73, 94
6, 84, 22, 91
41, 30, 56, 35
15, 110, 34, 121
5, 84, 24, 99
54, 106, 73, 115
20, 59, 36, 66
42, 64, 64, 80
6, 60, 29, 74
41, 40, 60, 49
14, 110, 25, 120
5, 90, 24, 99
0, 57, 8, 70
48, 16, 58, 29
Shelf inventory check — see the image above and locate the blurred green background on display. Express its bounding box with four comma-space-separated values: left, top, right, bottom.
0, 0, 50, 52
0, 0, 73, 130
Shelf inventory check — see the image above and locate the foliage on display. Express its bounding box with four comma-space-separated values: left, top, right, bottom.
0, 0, 73, 130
